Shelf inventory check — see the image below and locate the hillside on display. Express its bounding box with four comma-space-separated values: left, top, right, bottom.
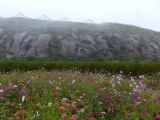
0, 17, 160, 60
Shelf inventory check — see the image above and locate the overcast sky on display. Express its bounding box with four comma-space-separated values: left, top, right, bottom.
0, 0, 159, 31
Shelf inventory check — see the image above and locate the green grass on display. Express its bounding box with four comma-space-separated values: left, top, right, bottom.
0, 70, 160, 119
0, 60, 160, 74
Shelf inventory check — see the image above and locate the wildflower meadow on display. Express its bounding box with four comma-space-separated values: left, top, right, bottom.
0, 70, 160, 119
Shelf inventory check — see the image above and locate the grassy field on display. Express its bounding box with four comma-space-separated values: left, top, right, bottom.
0, 70, 160, 120
1, 61, 160, 75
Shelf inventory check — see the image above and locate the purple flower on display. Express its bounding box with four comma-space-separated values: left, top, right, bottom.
154, 115, 160, 120
139, 81, 147, 90
133, 91, 141, 102
20, 87, 28, 95
117, 97, 122, 106
8, 82, 17, 90
129, 104, 135, 108
142, 108, 147, 114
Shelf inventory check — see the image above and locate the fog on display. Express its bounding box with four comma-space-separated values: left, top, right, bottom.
0, 0, 159, 31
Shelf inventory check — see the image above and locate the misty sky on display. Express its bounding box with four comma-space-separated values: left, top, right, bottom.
0, 0, 159, 31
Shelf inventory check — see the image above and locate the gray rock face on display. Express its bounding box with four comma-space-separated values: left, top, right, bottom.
0, 17, 160, 60
0, 28, 3, 34
26, 34, 51, 58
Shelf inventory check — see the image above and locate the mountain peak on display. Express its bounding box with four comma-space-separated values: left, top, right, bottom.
38, 15, 51, 21
59, 18, 70, 22
13, 13, 27, 18
85, 19, 95, 24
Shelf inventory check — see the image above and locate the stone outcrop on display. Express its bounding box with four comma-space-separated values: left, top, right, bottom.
0, 17, 160, 60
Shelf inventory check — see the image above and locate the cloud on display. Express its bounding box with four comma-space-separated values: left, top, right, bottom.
0, 0, 159, 31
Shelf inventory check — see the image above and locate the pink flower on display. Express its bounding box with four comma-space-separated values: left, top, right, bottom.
12, 85, 17, 89
26, 79, 32, 85
77, 99, 82, 102
59, 106, 65, 112
70, 115, 76, 120
48, 80, 53, 85
79, 96, 84, 99
80, 108, 85, 113
8, 82, 17, 91
62, 98, 69, 103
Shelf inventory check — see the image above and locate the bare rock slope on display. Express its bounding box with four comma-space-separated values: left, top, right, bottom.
0, 17, 160, 60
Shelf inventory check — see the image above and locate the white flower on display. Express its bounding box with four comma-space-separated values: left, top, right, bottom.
72, 101, 77, 104
133, 82, 137, 85
48, 102, 52, 107
101, 111, 106, 115
72, 80, 76, 84
112, 83, 115, 88
0, 83, 2, 86
48, 103, 52, 107
0, 89, 4, 93
61, 113, 67, 118
117, 75, 122, 81
34, 111, 40, 118
117, 81, 121, 84
131, 78, 135, 82
56, 86, 59, 90
55, 86, 61, 90
129, 84, 133, 87
139, 75, 144, 79
22, 96, 25, 102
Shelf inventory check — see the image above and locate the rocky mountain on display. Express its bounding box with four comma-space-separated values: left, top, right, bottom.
0, 17, 160, 60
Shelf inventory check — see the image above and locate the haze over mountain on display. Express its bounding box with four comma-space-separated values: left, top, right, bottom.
0, 0, 159, 31
0, 17, 160, 60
